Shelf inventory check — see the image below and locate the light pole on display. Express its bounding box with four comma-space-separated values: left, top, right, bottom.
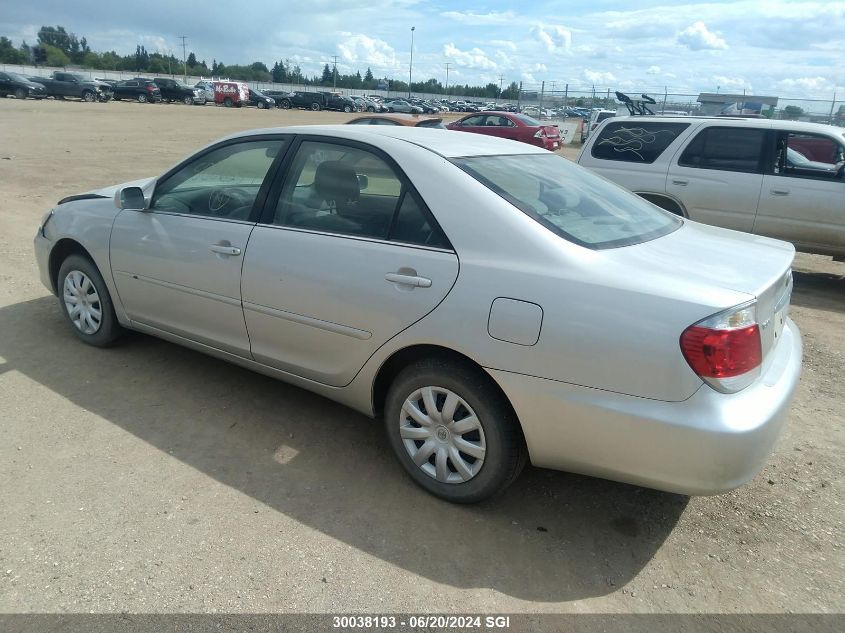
444, 62, 451, 96
408, 26, 415, 99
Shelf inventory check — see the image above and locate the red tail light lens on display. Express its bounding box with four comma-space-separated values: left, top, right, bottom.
680, 303, 762, 393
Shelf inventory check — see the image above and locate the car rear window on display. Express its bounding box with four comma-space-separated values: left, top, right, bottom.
453, 154, 681, 249
591, 121, 690, 163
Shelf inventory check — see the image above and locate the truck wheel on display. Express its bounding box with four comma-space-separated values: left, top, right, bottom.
81, 90, 96, 103
137, 94, 148, 103
183, 95, 193, 105
310, 102, 321, 111
280, 100, 291, 109
343, 105, 353, 113
223, 97, 233, 107
14, 88, 26, 100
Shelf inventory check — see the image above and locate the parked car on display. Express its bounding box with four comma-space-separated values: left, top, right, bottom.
33, 125, 801, 502
447, 112, 563, 151
213, 80, 249, 107
347, 114, 445, 128
384, 99, 424, 114
578, 116, 845, 259
581, 109, 616, 141
247, 89, 275, 109
263, 89, 295, 103
28, 72, 111, 102
350, 96, 380, 112
319, 92, 357, 113
194, 81, 215, 101
153, 78, 205, 105
0, 71, 47, 100
111, 79, 162, 103
275, 91, 329, 111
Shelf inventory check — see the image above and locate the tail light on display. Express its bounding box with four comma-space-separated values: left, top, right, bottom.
680, 301, 762, 393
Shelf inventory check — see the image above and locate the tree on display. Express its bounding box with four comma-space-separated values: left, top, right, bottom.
782, 105, 804, 120
37, 26, 71, 52
501, 81, 520, 100
364, 67, 374, 86
187, 52, 197, 67
0, 36, 28, 64
321, 63, 332, 85
43, 44, 70, 67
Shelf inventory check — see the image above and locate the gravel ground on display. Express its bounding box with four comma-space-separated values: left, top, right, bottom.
0, 98, 842, 620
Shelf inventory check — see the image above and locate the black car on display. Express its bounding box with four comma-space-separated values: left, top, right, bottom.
153, 77, 204, 105
263, 89, 295, 103
248, 89, 275, 109
0, 71, 47, 100
275, 91, 329, 111
112, 79, 162, 103
319, 92, 357, 112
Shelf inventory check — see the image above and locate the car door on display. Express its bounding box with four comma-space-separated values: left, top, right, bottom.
755, 130, 845, 254
0, 73, 12, 96
482, 115, 520, 141
452, 114, 488, 136
666, 125, 767, 232
241, 137, 459, 387
109, 136, 289, 356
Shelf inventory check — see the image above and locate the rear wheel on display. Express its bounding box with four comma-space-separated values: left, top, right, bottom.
310, 102, 321, 111
257, 101, 266, 109
343, 104, 353, 113
280, 99, 291, 109
367, 106, 375, 112
137, 93, 147, 103
14, 88, 26, 100
384, 357, 526, 503
224, 97, 233, 107
57, 254, 124, 348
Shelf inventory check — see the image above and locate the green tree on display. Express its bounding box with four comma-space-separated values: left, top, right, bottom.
782, 105, 804, 120
43, 44, 70, 67
0, 36, 28, 63
321, 63, 332, 85
187, 52, 197, 67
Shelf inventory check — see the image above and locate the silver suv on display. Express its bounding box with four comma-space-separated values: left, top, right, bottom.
578, 116, 845, 259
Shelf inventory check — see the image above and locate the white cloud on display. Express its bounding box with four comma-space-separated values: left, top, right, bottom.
443, 42, 497, 70
777, 76, 834, 93
583, 69, 617, 85
712, 75, 749, 91
490, 39, 518, 52
337, 34, 397, 69
532, 24, 572, 53
440, 11, 516, 25
647, 65, 661, 75
677, 21, 727, 50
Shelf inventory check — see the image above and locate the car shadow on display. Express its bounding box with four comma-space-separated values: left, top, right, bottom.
791, 269, 845, 313
0, 296, 688, 602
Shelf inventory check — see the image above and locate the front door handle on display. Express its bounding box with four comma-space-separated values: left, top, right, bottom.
770, 189, 790, 196
671, 178, 689, 186
209, 244, 242, 256
385, 272, 432, 288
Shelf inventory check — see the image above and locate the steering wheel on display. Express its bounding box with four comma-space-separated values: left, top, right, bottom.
208, 187, 252, 217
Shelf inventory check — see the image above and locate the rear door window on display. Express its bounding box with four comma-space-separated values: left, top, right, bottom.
591, 121, 690, 163
679, 126, 767, 173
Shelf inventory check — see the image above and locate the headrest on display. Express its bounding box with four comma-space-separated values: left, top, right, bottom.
314, 161, 360, 203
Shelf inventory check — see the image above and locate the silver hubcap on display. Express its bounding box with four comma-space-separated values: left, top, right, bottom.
400, 386, 486, 484
63, 270, 102, 335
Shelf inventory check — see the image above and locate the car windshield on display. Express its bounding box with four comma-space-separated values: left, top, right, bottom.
252, 89, 266, 97
8, 72, 29, 82
453, 154, 681, 249
513, 114, 540, 126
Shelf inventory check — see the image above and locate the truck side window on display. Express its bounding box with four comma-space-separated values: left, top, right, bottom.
679, 127, 766, 174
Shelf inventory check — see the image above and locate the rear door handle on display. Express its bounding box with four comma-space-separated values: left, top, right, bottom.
209, 244, 242, 256
671, 178, 689, 186
770, 189, 790, 196
385, 272, 432, 288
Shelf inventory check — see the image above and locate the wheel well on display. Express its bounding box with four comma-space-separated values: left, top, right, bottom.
637, 193, 687, 217
48, 239, 94, 294
371, 345, 521, 429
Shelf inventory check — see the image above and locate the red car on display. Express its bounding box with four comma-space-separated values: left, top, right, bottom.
447, 111, 562, 151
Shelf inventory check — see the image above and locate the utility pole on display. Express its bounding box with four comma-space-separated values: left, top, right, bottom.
517, 80, 522, 111
331, 55, 338, 90
498, 74, 504, 103
408, 26, 415, 99
178, 35, 187, 82
444, 62, 451, 96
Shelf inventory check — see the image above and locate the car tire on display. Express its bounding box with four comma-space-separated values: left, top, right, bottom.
367, 106, 375, 112
343, 105, 352, 113
224, 97, 233, 107
280, 99, 291, 109
57, 254, 124, 348
82, 90, 96, 103
137, 93, 147, 103
14, 88, 26, 100
257, 101, 266, 109
384, 356, 527, 503
310, 102, 321, 111
183, 95, 193, 105
387, 107, 394, 113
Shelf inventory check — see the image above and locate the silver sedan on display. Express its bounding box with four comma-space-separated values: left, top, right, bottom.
33, 126, 802, 503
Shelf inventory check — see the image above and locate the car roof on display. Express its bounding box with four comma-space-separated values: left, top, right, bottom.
611, 115, 845, 135
348, 114, 443, 127
224, 125, 549, 157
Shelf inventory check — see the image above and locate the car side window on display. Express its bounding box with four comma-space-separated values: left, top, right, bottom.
273, 141, 449, 247
461, 115, 486, 126
775, 132, 844, 180
151, 139, 286, 221
679, 126, 766, 173
592, 121, 690, 163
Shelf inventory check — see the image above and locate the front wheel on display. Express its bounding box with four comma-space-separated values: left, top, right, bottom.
57, 254, 124, 347
137, 93, 148, 103
14, 88, 26, 100
310, 102, 321, 111
280, 99, 291, 109
82, 90, 96, 103
343, 105, 352, 113
223, 97, 233, 107
367, 106, 375, 112
384, 357, 526, 503
183, 95, 193, 105
257, 101, 266, 109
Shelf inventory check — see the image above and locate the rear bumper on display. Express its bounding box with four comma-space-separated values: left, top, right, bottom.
488, 319, 803, 495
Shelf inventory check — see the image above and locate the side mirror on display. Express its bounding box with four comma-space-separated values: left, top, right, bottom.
114, 186, 147, 211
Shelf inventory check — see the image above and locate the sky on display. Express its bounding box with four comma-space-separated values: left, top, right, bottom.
2, 1, 844, 100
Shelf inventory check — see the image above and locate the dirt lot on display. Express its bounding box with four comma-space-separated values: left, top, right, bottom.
0, 98, 842, 619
